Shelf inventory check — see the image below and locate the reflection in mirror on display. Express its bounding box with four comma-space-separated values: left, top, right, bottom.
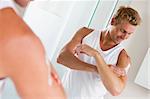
55, 0, 142, 98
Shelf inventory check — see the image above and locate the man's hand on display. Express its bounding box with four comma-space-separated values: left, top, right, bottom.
108, 65, 126, 77
75, 44, 98, 57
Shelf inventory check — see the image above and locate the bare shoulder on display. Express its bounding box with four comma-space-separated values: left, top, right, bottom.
116, 49, 131, 68
3, 34, 46, 74
64, 27, 94, 52
79, 27, 94, 33
9, 34, 44, 54
72, 27, 94, 41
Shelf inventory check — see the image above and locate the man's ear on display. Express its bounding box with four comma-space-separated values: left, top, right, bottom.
111, 17, 117, 26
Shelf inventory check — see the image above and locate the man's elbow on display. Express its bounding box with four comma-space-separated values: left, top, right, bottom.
57, 52, 73, 70
57, 46, 73, 64
57, 53, 64, 65
111, 91, 121, 96
110, 88, 123, 96
57, 49, 69, 65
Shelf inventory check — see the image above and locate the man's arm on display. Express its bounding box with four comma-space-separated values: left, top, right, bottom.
94, 50, 129, 96
57, 27, 97, 72
1, 8, 66, 99
78, 44, 130, 96
5, 36, 51, 99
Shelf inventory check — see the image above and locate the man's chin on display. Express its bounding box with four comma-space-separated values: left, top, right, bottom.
112, 38, 122, 44
115, 39, 122, 44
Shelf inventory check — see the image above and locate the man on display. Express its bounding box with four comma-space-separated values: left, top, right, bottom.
57, 6, 141, 99
0, 0, 66, 99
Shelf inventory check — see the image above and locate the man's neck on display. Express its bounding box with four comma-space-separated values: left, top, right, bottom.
100, 30, 119, 51
104, 30, 118, 46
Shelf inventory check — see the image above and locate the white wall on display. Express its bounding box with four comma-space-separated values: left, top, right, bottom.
89, 0, 132, 29
23, 1, 76, 60
105, 0, 149, 99
89, 0, 119, 29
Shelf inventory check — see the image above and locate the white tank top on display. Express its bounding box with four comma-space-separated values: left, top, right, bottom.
62, 29, 130, 99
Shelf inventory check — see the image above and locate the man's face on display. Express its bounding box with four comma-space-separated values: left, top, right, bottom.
110, 21, 136, 44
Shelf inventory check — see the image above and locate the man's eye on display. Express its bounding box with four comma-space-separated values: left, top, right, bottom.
128, 33, 132, 35
120, 29, 126, 33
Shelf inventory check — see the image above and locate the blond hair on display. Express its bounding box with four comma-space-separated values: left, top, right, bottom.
113, 6, 141, 26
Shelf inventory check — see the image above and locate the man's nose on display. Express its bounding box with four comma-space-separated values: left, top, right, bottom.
121, 33, 128, 39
